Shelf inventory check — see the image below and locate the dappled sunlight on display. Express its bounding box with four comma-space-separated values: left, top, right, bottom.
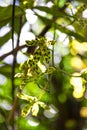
0, 100, 12, 110
82, 9, 87, 18
70, 56, 86, 70
20, 32, 35, 44
73, 90, 84, 99
26, 9, 37, 24
44, 104, 58, 118
70, 40, 87, 55
80, 107, 87, 118
27, 117, 40, 127
70, 73, 85, 99
0, 74, 7, 85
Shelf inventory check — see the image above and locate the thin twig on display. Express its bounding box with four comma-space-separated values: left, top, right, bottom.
0, 45, 27, 61
0, 108, 12, 130
7, 14, 23, 125
7, 97, 19, 124
57, 67, 81, 77
12, 0, 16, 49
11, 1, 16, 130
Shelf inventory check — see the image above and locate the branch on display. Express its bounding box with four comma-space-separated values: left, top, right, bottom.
0, 44, 27, 61
7, 97, 19, 124
8, 15, 24, 125
12, 0, 16, 49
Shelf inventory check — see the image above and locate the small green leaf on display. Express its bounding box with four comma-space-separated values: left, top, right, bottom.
58, 0, 66, 8
34, 5, 69, 18
55, 23, 87, 42
0, 5, 24, 28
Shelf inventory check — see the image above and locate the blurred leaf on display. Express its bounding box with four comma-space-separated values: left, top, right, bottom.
0, 31, 11, 47
37, 14, 87, 42
58, 0, 66, 7
55, 23, 87, 42
0, 78, 12, 101
76, 0, 87, 3
0, 64, 12, 77
0, 5, 24, 28
0, 114, 4, 123
36, 14, 52, 25
34, 5, 69, 18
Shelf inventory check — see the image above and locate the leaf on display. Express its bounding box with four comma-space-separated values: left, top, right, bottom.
37, 12, 87, 42
54, 23, 87, 42
36, 14, 52, 25
76, 0, 87, 3
0, 63, 12, 77
36, 14, 87, 42
21, 104, 32, 117
34, 5, 69, 18
0, 5, 24, 28
0, 31, 11, 47
58, 0, 66, 8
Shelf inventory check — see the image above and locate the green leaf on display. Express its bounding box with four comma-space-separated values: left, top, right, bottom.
0, 63, 12, 77
76, 0, 87, 3
37, 14, 87, 42
58, 0, 66, 8
36, 14, 52, 25
34, 5, 69, 18
0, 5, 24, 28
55, 23, 87, 42
0, 31, 11, 47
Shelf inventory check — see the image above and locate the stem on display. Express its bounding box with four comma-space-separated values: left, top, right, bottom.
57, 67, 81, 77
12, 0, 16, 50
11, 1, 16, 129
0, 45, 27, 61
